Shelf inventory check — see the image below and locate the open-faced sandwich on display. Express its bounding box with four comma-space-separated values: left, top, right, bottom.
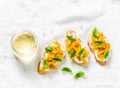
65, 30, 89, 66
88, 27, 110, 66
38, 41, 65, 74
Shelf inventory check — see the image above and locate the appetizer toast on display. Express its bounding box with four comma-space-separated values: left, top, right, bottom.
38, 41, 65, 74
65, 30, 89, 66
88, 28, 110, 66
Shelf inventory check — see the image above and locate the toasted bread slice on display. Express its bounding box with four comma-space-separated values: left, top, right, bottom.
37, 41, 65, 74
65, 30, 89, 66
88, 27, 110, 66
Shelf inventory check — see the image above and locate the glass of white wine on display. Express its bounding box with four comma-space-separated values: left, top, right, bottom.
11, 31, 40, 66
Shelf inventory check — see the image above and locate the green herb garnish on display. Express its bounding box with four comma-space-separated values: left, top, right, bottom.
67, 35, 75, 40
70, 49, 75, 58
74, 71, 85, 79
94, 41, 103, 45
104, 50, 109, 59
45, 46, 53, 52
79, 48, 85, 59
43, 60, 48, 69
92, 27, 99, 38
53, 57, 62, 62
61, 67, 72, 73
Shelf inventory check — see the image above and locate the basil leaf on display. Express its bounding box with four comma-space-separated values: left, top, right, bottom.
94, 41, 103, 45
70, 49, 75, 58
74, 71, 85, 79
43, 60, 48, 69
104, 50, 109, 59
67, 35, 75, 40
45, 46, 53, 52
79, 48, 85, 59
53, 57, 62, 62
92, 27, 98, 38
61, 67, 72, 73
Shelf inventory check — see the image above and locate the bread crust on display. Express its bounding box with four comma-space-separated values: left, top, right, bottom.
88, 31, 109, 66
37, 41, 64, 74
66, 30, 89, 66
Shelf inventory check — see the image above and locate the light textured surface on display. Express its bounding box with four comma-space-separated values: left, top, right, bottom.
0, 0, 120, 88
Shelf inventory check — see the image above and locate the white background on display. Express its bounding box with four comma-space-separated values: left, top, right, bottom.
0, 0, 120, 88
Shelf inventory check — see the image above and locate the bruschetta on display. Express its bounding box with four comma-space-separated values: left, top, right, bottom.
88, 27, 110, 66
38, 41, 65, 74
65, 30, 89, 66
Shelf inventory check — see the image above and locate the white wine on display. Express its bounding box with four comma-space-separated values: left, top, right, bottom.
12, 31, 37, 56
11, 31, 39, 65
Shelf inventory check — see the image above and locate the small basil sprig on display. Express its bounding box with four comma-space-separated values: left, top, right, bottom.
104, 50, 110, 59
79, 48, 85, 59
94, 41, 103, 45
53, 57, 62, 62
66, 35, 75, 40
61, 67, 72, 73
92, 27, 99, 38
70, 49, 75, 58
43, 60, 48, 69
45, 46, 53, 52
74, 71, 85, 79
